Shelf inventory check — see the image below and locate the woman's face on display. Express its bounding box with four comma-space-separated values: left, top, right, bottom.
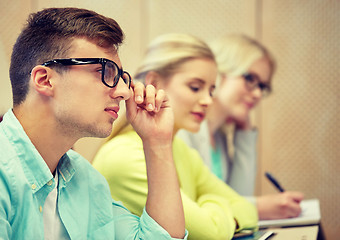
215, 56, 272, 123
160, 58, 217, 133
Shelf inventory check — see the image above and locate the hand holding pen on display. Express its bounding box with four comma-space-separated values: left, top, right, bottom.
255, 172, 304, 220
265, 172, 285, 192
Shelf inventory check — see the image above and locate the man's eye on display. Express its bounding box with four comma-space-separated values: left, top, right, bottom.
94, 66, 103, 73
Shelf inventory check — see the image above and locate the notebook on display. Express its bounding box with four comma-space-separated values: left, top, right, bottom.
258, 199, 321, 228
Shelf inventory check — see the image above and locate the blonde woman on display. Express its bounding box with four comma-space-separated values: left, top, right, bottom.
178, 34, 304, 220
93, 33, 258, 240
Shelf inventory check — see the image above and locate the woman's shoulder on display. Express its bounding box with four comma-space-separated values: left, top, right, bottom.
173, 136, 206, 165
101, 128, 142, 152
92, 128, 144, 170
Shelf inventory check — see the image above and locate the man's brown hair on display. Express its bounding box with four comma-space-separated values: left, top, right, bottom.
10, 7, 124, 106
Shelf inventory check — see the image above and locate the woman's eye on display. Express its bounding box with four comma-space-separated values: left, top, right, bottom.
209, 89, 215, 97
247, 77, 254, 83
244, 74, 255, 83
189, 86, 200, 92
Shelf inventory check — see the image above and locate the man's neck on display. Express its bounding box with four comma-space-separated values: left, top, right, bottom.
13, 106, 76, 174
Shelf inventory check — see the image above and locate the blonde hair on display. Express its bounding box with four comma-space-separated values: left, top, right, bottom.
209, 34, 275, 83
107, 33, 215, 140
135, 33, 215, 82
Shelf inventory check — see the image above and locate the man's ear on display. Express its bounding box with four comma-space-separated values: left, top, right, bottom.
30, 66, 54, 97
145, 71, 163, 89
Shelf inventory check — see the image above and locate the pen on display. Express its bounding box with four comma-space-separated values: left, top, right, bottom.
265, 172, 285, 192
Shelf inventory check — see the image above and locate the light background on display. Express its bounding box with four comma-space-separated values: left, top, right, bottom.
0, 0, 338, 239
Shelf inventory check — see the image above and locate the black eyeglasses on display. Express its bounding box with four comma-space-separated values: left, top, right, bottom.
42, 58, 131, 89
242, 73, 271, 97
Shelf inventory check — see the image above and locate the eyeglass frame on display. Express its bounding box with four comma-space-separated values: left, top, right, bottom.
242, 72, 271, 97
41, 58, 131, 89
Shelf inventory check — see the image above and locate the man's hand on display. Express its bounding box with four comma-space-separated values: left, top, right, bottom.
256, 191, 304, 220
125, 81, 174, 144
124, 81, 185, 238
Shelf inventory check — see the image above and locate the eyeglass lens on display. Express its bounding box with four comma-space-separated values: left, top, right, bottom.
104, 61, 130, 88
103, 61, 118, 87
243, 73, 270, 95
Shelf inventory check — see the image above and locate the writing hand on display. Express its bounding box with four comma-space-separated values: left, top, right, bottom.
256, 191, 304, 220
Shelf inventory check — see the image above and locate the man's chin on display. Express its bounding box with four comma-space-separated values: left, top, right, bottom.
99, 129, 113, 138
87, 128, 113, 139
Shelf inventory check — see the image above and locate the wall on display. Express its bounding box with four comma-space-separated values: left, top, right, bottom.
259, 1, 340, 238
0, 0, 338, 238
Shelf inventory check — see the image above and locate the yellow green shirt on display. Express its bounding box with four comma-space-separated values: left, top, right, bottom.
93, 126, 258, 240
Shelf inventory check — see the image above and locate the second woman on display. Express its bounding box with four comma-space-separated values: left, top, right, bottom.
92, 33, 258, 240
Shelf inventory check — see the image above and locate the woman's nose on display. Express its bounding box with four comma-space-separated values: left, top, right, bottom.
251, 86, 263, 100
200, 91, 213, 106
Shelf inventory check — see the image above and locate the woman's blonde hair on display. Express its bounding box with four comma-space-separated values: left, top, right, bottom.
209, 34, 276, 83
134, 33, 215, 82
108, 33, 215, 140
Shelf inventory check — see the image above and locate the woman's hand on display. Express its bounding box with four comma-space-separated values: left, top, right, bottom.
256, 191, 304, 220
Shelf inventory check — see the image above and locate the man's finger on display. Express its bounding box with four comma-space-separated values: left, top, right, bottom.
133, 81, 145, 104
145, 84, 156, 111
154, 89, 167, 112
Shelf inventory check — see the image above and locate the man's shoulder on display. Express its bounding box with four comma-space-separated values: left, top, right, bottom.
0, 126, 19, 164
0, 110, 26, 160
0, 133, 25, 205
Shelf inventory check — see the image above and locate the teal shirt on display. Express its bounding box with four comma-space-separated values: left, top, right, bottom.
210, 146, 223, 180
0, 109, 187, 240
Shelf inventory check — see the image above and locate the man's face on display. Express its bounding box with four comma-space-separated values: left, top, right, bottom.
50, 38, 131, 139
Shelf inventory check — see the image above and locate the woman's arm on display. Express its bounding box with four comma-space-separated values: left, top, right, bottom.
94, 134, 258, 240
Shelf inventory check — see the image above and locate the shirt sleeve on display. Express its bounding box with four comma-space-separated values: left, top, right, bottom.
0, 155, 13, 240
228, 129, 258, 195
0, 184, 12, 240
112, 202, 188, 239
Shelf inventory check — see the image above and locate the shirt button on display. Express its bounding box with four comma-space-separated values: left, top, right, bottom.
39, 206, 42, 212
47, 180, 53, 186
31, 184, 37, 190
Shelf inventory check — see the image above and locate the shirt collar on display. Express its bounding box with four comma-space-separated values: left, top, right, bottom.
57, 153, 76, 186
2, 109, 75, 192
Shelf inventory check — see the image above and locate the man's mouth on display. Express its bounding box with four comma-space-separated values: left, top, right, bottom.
105, 106, 120, 119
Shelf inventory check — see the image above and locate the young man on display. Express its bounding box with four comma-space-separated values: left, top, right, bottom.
0, 7, 186, 239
